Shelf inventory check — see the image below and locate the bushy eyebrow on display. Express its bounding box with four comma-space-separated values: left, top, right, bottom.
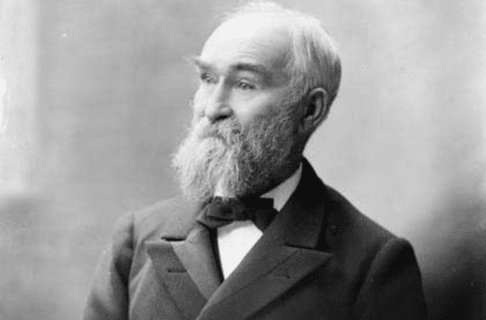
232, 62, 270, 77
188, 56, 211, 71
188, 56, 270, 78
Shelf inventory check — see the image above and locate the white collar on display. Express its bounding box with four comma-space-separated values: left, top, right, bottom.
262, 163, 302, 211
215, 163, 302, 211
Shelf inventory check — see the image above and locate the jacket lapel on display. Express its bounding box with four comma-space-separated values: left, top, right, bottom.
144, 202, 223, 320
198, 159, 334, 320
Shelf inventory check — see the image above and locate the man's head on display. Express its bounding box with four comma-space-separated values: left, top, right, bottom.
173, 1, 341, 202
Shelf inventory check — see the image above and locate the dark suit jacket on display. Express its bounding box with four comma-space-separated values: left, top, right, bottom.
84, 159, 427, 320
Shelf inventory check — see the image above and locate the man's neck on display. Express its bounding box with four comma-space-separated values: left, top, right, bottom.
261, 163, 302, 211
214, 162, 303, 211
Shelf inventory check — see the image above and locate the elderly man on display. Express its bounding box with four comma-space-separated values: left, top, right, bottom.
84, 2, 427, 319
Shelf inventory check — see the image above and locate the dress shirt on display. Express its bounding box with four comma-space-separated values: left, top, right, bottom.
216, 164, 303, 279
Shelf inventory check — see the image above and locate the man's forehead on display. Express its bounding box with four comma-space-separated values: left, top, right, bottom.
191, 57, 271, 77
196, 15, 291, 76
203, 15, 290, 50
215, 14, 287, 36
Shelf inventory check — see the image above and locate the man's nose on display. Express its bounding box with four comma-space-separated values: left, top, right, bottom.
204, 82, 232, 122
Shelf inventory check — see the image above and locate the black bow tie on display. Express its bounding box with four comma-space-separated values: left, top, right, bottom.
196, 196, 278, 231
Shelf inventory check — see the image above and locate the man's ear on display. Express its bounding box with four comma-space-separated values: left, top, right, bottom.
299, 87, 329, 134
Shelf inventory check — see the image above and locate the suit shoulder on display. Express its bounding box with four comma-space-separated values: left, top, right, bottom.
321, 185, 423, 300
323, 184, 398, 253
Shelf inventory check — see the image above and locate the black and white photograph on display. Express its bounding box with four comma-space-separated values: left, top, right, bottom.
0, 0, 484, 319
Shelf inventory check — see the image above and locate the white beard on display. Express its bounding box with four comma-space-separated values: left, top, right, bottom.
172, 99, 299, 203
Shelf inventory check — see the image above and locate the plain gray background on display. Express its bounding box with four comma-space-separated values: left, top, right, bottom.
0, 0, 485, 319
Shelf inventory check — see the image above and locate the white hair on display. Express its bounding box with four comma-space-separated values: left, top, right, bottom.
224, 1, 342, 109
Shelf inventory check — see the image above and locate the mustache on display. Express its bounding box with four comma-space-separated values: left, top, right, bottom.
194, 117, 243, 143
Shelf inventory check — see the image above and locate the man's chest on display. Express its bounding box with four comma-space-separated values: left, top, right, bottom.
217, 221, 263, 279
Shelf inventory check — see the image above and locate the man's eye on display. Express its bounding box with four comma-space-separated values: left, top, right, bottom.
236, 81, 255, 90
200, 73, 216, 84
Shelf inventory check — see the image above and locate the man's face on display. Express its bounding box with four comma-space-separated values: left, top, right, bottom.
192, 15, 294, 129
172, 16, 302, 202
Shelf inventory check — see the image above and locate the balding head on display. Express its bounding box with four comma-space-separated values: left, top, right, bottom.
223, 2, 341, 114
